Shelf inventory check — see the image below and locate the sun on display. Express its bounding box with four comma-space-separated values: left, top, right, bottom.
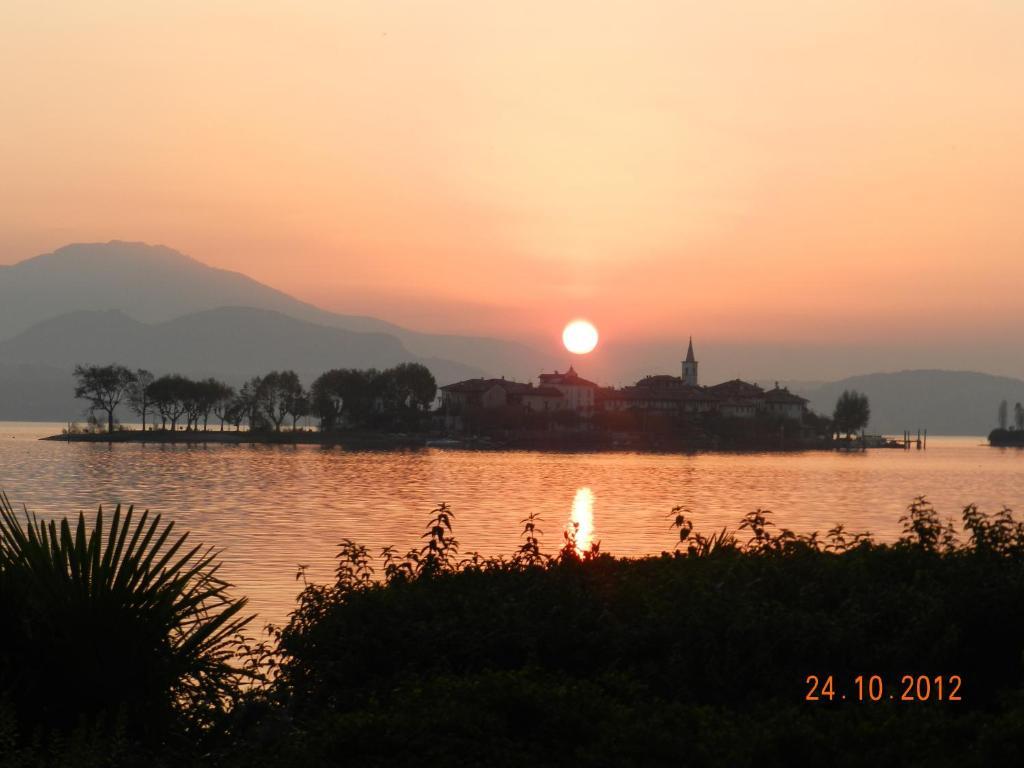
562, 320, 599, 355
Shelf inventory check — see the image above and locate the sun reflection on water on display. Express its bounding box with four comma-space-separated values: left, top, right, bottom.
0, 428, 1016, 627
569, 486, 595, 555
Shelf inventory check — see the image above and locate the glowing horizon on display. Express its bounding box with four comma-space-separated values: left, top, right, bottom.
2, 1, 1023, 375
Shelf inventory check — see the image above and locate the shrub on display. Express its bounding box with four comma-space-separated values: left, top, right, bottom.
0, 492, 254, 751
246, 497, 1024, 766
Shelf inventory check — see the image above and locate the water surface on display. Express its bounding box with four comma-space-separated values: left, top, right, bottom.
1, 422, 1020, 626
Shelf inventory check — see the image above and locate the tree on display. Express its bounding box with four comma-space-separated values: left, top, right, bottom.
833, 390, 870, 438
147, 374, 190, 431
181, 378, 204, 431
288, 389, 310, 431
311, 370, 346, 431
998, 399, 1009, 430
311, 368, 379, 429
256, 371, 303, 432
184, 378, 232, 431
126, 369, 155, 431
388, 363, 437, 412
224, 396, 246, 431
373, 363, 437, 430
1015, 402, 1024, 431
341, 368, 380, 424
73, 364, 137, 434
237, 377, 264, 431
211, 382, 237, 431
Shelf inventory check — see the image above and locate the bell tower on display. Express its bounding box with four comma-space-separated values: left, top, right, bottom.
682, 337, 699, 386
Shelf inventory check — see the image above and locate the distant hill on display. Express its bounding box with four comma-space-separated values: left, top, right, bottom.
0, 241, 558, 380
801, 370, 1024, 435
0, 307, 479, 421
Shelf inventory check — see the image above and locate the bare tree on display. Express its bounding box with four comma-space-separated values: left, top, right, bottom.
998, 399, 1009, 430
1015, 402, 1024, 431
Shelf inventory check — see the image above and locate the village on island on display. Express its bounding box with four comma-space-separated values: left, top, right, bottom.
438, 338, 830, 450
59, 337, 881, 451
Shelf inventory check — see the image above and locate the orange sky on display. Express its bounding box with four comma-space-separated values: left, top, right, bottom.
2, 1, 1022, 358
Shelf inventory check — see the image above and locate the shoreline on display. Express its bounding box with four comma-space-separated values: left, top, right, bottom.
43, 428, 842, 454
41, 429, 425, 448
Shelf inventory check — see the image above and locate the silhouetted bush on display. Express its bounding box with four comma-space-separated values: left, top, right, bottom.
0, 493, 257, 763
221, 497, 1024, 766
5, 494, 1024, 766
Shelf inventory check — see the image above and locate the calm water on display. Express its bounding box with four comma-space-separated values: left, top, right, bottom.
1, 422, 1021, 626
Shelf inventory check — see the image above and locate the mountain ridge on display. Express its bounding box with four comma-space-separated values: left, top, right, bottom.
0, 306, 482, 421
0, 241, 559, 379
800, 369, 1024, 435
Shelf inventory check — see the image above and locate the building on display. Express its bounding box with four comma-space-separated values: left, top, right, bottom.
705, 379, 765, 418
440, 378, 533, 412
603, 340, 807, 421
441, 367, 598, 416
602, 373, 717, 415
521, 386, 565, 412
537, 366, 599, 413
763, 383, 809, 420
682, 337, 699, 386
439, 339, 808, 427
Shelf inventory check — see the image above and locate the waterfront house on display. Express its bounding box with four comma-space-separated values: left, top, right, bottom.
440, 378, 533, 411
521, 386, 565, 412
537, 366, 599, 413
763, 383, 809, 420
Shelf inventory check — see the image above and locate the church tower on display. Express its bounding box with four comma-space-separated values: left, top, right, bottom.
682, 337, 699, 386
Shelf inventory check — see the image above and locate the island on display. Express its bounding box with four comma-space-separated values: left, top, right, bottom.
53, 339, 878, 452
989, 428, 1024, 447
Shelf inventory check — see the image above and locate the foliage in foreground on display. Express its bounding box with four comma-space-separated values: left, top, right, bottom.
233, 497, 1024, 767
5, 495, 1024, 766
0, 492, 255, 764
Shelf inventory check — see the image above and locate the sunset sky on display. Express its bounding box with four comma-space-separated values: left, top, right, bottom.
2, 1, 1022, 377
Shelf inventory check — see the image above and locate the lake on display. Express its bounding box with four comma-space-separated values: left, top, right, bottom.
1, 422, 1021, 627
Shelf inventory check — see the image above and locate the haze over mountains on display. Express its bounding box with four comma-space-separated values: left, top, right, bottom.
800, 371, 1024, 437
0, 241, 1020, 433
0, 242, 560, 381
0, 307, 479, 381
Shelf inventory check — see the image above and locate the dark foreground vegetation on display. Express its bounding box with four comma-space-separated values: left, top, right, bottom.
3, 494, 1024, 766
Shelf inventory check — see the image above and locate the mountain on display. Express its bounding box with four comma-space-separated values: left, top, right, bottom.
801, 370, 1024, 435
0, 307, 479, 421
0, 241, 559, 380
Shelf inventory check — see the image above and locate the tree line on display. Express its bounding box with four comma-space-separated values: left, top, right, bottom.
72, 362, 437, 434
